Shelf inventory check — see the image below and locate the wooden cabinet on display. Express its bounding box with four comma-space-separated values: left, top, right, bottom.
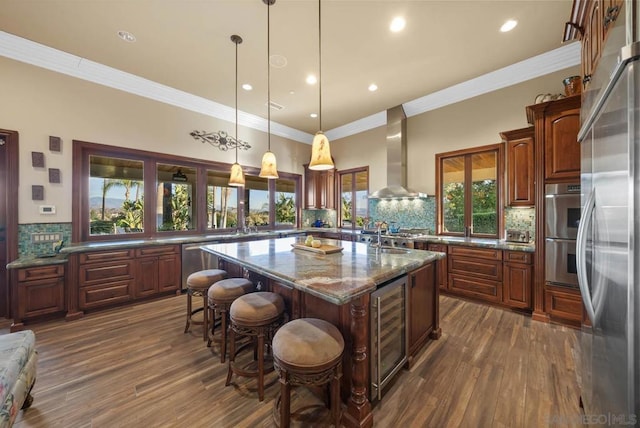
545, 285, 583, 325
501, 127, 535, 206
78, 249, 135, 310
503, 251, 533, 309
527, 95, 581, 182
427, 243, 448, 291
11, 264, 65, 331
448, 246, 503, 304
304, 164, 335, 209
566, 0, 622, 91
408, 263, 437, 364
135, 245, 180, 297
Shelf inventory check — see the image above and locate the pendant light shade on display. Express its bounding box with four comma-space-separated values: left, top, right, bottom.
228, 34, 245, 187
309, 131, 333, 170
308, 0, 335, 171
260, 151, 278, 178
259, 0, 279, 179
229, 162, 245, 186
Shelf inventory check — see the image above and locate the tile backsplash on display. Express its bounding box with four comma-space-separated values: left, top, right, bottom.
18, 223, 72, 256
369, 196, 436, 232
504, 207, 536, 240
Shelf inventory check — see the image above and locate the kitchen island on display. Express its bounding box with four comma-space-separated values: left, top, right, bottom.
201, 237, 445, 428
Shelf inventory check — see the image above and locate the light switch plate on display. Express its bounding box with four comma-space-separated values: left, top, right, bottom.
39, 205, 56, 215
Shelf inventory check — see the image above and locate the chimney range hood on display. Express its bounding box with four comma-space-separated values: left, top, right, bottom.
368, 105, 426, 199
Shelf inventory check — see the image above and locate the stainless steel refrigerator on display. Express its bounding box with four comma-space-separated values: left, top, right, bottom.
577, 3, 639, 425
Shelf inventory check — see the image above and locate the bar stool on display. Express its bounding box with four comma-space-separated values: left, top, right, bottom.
226, 291, 285, 402
271, 318, 344, 428
207, 277, 255, 362
184, 269, 227, 341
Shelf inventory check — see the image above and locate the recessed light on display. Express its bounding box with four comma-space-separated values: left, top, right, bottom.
269, 54, 288, 68
117, 30, 136, 42
390, 17, 406, 33
242, 83, 252, 91
289, 90, 295, 95
368, 83, 378, 92
306, 75, 317, 85
500, 19, 518, 32
310, 113, 318, 118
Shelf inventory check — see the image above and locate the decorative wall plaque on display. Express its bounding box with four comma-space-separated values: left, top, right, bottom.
31, 152, 44, 168
49, 168, 61, 183
49, 136, 61, 152
32, 185, 44, 200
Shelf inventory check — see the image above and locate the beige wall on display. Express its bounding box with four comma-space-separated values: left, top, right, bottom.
331, 66, 581, 195
0, 57, 310, 224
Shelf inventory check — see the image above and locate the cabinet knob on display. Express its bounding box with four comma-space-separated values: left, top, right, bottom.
604, 5, 620, 29
583, 75, 592, 85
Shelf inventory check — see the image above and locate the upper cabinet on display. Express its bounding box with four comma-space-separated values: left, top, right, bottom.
527, 95, 581, 182
564, 0, 623, 91
304, 164, 335, 209
501, 127, 535, 206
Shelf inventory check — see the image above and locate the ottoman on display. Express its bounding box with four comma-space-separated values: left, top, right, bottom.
0, 330, 37, 428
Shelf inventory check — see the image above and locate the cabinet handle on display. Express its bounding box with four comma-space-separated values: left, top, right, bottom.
583, 75, 592, 85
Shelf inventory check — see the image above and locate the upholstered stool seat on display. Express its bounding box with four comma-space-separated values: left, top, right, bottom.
226, 291, 285, 401
272, 318, 344, 428
207, 277, 255, 362
184, 269, 227, 341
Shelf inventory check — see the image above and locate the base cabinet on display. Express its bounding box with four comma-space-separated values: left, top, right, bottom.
427, 243, 448, 291
11, 264, 65, 331
135, 246, 181, 297
408, 263, 438, 366
545, 285, 583, 324
503, 251, 533, 309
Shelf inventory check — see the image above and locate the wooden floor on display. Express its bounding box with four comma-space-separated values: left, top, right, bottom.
0, 294, 584, 427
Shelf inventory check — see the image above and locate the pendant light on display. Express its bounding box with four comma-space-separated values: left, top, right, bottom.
308, 0, 335, 170
259, 0, 279, 179
228, 34, 246, 187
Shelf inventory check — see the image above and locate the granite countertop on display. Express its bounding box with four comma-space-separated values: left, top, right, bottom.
7, 229, 305, 269
201, 237, 445, 305
304, 228, 535, 253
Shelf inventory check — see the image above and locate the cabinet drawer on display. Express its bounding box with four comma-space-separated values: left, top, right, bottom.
80, 249, 134, 264
448, 245, 502, 261
17, 277, 65, 318
448, 256, 502, 281
427, 244, 447, 253
545, 286, 582, 322
18, 264, 64, 281
79, 280, 133, 309
504, 251, 532, 264
449, 274, 502, 303
79, 260, 134, 286
135, 245, 179, 258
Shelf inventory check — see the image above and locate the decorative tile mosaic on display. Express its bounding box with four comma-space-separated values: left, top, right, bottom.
504, 207, 536, 240
302, 209, 338, 228
18, 223, 72, 256
368, 196, 436, 232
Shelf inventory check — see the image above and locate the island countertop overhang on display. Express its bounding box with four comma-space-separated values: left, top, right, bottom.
200, 237, 445, 305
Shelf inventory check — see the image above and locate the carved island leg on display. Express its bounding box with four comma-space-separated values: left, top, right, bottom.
430, 261, 442, 339
342, 294, 373, 428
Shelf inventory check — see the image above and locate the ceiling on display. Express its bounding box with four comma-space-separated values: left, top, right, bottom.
0, 0, 577, 140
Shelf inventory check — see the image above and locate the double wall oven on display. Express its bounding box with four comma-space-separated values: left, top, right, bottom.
545, 183, 581, 288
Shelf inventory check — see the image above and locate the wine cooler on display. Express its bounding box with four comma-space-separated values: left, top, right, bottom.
370, 275, 408, 401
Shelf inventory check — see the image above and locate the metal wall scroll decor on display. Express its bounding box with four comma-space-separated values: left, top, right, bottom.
190, 130, 251, 152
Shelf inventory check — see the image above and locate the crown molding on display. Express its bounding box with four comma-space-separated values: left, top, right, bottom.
0, 31, 312, 144
0, 31, 580, 145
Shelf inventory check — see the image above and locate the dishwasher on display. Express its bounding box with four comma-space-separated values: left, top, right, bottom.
181, 242, 221, 290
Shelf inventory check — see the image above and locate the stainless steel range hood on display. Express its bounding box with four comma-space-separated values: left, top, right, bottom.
369, 105, 426, 199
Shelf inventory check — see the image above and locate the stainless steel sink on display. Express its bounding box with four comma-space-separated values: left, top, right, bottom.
371, 246, 410, 254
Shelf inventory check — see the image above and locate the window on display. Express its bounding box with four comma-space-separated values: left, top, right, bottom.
89, 155, 145, 236
338, 167, 369, 230
73, 140, 301, 241
436, 143, 504, 238
275, 178, 297, 227
156, 164, 196, 232
206, 170, 238, 230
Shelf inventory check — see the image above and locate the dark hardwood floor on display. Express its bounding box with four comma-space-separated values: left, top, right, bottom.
0, 294, 583, 427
